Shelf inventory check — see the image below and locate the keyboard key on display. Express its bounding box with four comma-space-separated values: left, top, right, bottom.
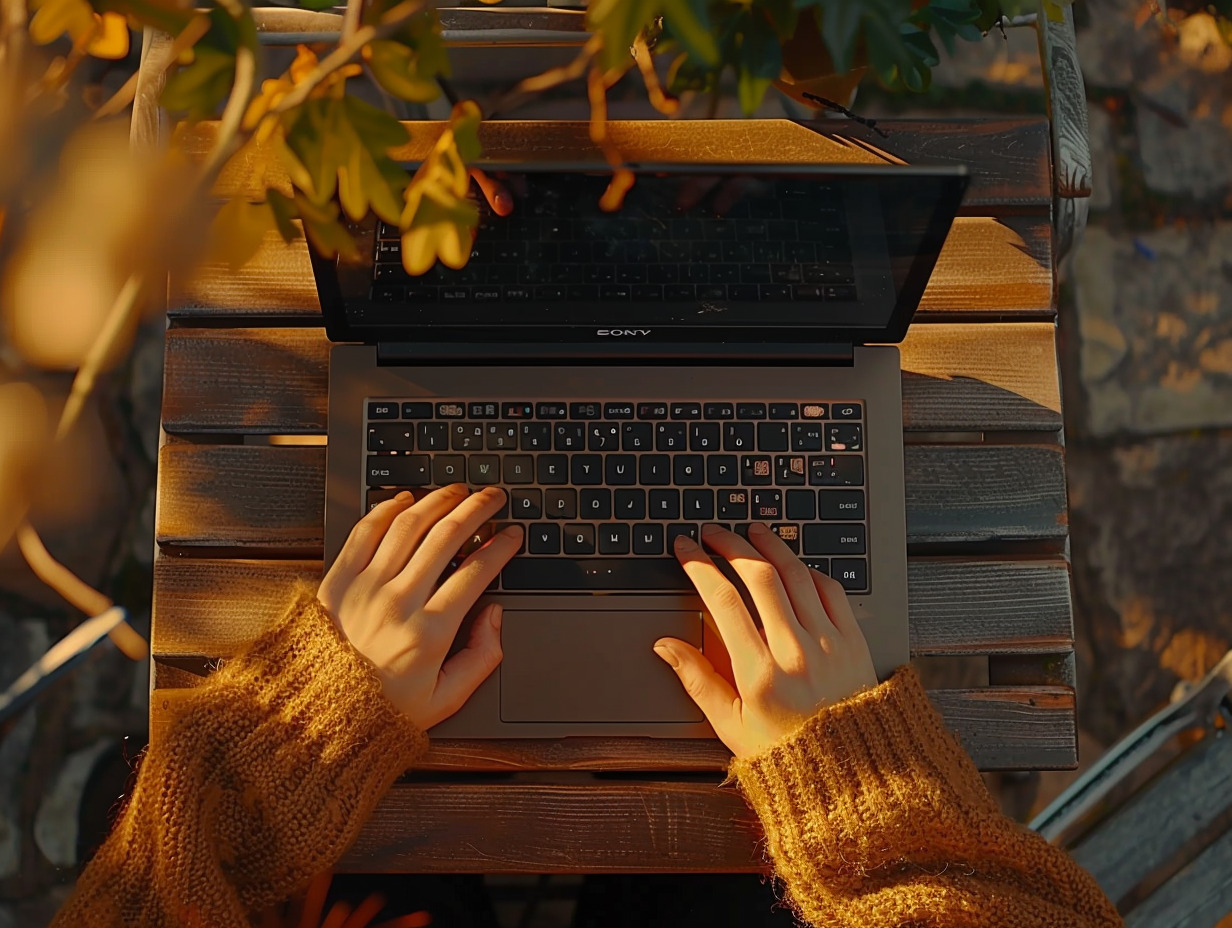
708, 455, 739, 485
436, 402, 465, 418
563, 524, 596, 555
736, 403, 766, 420
554, 422, 586, 451
503, 456, 534, 483
368, 424, 415, 452
598, 523, 630, 554
451, 422, 484, 450
802, 524, 866, 555
704, 402, 734, 419
809, 455, 864, 486
633, 525, 666, 556
401, 402, 434, 418
622, 422, 653, 451
768, 403, 798, 419
640, 455, 671, 485
366, 455, 430, 487
637, 403, 668, 420
831, 558, 869, 591
571, 455, 603, 485
468, 402, 498, 418
824, 285, 858, 302
683, 489, 714, 520
770, 523, 800, 553
818, 490, 866, 520
417, 422, 448, 451
665, 284, 695, 301
468, 456, 500, 485
775, 455, 807, 486
751, 489, 783, 520
604, 402, 635, 419
723, 423, 755, 451
826, 423, 863, 452
656, 422, 688, 451
791, 422, 824, 451
832, 402, 862, 420
615, 488, 646, 520
801, 403, 828, 419
570, 402, 602, 419
785, 489, 816, 520
588, 423, 620, 451
671, 402, 702, 420
649, 489, 680, 520
511, 489, 543, 519
367, 401, 399, 420
520, 422, 551, 450
502, 557, 689, 590
580, 488, 612, 519
667, 524, 699, 548
545, 488, 577, 519
537, 455, 568, 484
537, 403, 568, 419
503, 402, 534, 419
486, 422, 518, 450
718, 489, 748, 520
674, 455, 705, 486
757, 422, 789, 452
689, 423, 720, 451
528, 523, 561, 555
741, 455, 773, 486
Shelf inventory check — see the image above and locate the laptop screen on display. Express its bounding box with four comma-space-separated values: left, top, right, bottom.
313, 163, 967, 347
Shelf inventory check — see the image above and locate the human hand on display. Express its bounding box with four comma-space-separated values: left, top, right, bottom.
317, 485, 522, 730
655, 523, 877, 758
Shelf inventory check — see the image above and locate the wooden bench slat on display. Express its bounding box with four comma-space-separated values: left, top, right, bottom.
155, 443, 1067, 554
179, 118, 1051, 210
161, 322, 1061, 436
170, 216, 1053, 322
150, 556, 1072, 659
1125, 825, 1232, 928
151, 685, 1075, 774
1073, 730, 1232, 907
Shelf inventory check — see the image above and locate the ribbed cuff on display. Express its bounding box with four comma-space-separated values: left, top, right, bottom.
729, 667, 998, 885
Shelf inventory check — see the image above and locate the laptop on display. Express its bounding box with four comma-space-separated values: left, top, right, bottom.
311, 160, 968, 738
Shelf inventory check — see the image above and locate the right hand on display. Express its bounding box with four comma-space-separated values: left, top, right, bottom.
654, 523, 878, 759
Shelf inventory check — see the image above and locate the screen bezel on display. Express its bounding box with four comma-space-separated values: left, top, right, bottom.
312, 161, 969, 348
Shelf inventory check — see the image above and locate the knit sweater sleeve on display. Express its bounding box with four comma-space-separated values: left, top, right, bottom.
730, 666, 1122, 928
51, 589, 428, 928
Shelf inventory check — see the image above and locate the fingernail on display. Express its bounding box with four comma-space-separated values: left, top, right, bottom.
449, 483, 469, 494
653, 644, 679, 668
395, 490, 414, 502
500, 523, 523, 539
489, 604, 503, 630
701, 523, 722, 536
673, 534, 697, 553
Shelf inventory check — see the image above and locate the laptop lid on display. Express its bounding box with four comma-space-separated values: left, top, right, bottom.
311, 162, 968, 352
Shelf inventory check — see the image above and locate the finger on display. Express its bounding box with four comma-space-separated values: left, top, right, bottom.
326, 491, 415, 585
698, 524, 809, 664
421, 524, 523, 642
398, 487, 509, 594
429, 603, 504, 725
365, 484, 470, 582
653, 638, 741, 746
471, 168, 513, 217
809, 568, 863, 642
672, 534, 767, 684
743, 522, 835, 644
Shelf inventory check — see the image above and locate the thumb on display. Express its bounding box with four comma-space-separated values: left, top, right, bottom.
654, 638, 740, 744
430, 604, 504, 726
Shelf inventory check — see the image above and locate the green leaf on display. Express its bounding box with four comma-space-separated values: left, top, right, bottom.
266, 190, 302, 243
284, 99, 347, 203
588, 0, 657, 72
160, 45, 234, 120
660, 0, 719, 68
344, 95, 411, 151
758, 0, 798, 39
817, 0, 862, 74
366, 39, 441, 102
736, 13, 781, 114
295, 194, 361, 262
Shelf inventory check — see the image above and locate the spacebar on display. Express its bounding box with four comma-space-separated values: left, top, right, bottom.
502, 558, 691, 591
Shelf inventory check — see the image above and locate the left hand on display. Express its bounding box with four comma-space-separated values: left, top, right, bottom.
317, 485, 522, 730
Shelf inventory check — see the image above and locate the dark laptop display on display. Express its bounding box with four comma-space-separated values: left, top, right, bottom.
313, 163, 967, 347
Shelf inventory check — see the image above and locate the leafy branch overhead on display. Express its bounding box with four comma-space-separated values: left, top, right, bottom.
20, 0, 1089, 276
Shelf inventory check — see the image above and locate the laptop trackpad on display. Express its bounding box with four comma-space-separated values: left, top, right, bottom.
500, 611, 704, 723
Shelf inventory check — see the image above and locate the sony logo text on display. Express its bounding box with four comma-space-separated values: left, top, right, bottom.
596, 329, 652, 336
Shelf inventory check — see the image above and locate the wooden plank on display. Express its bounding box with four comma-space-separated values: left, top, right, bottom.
1126, 825, 1232, 928
161, 322, 1061, 436
151, 557, 1073, 659
1073, 731, 1232, 907
169, 216, 1053, 322
177, 118, 1051, 209
151, 683, 1075, 772
155, 443, 1067, 554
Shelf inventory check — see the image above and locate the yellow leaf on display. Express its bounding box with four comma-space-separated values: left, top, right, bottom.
28, 0, 93, 45
209, 197, 277, 271
86, 12, 129, 59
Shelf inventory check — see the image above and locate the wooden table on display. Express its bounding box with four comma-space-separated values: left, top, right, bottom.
151, 117, 1076, 873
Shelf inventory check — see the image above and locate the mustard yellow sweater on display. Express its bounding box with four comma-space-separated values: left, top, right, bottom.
52, 593, 1121, 927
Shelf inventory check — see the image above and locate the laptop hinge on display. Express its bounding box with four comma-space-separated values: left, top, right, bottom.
375, 342, 856, 365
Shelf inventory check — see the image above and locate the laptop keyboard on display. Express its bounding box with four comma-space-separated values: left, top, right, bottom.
365, 399, 870, 594
370, 189, 858, 306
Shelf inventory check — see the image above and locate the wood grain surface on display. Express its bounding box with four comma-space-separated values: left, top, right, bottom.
160, 322, 1061, 436
169, 216, 1053, 322
149, 684, 1076, 773
155, 443, 1067, 555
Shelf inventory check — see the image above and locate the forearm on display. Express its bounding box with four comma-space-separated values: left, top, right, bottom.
52, 589, 427, 928
732, 667, 1121, 928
